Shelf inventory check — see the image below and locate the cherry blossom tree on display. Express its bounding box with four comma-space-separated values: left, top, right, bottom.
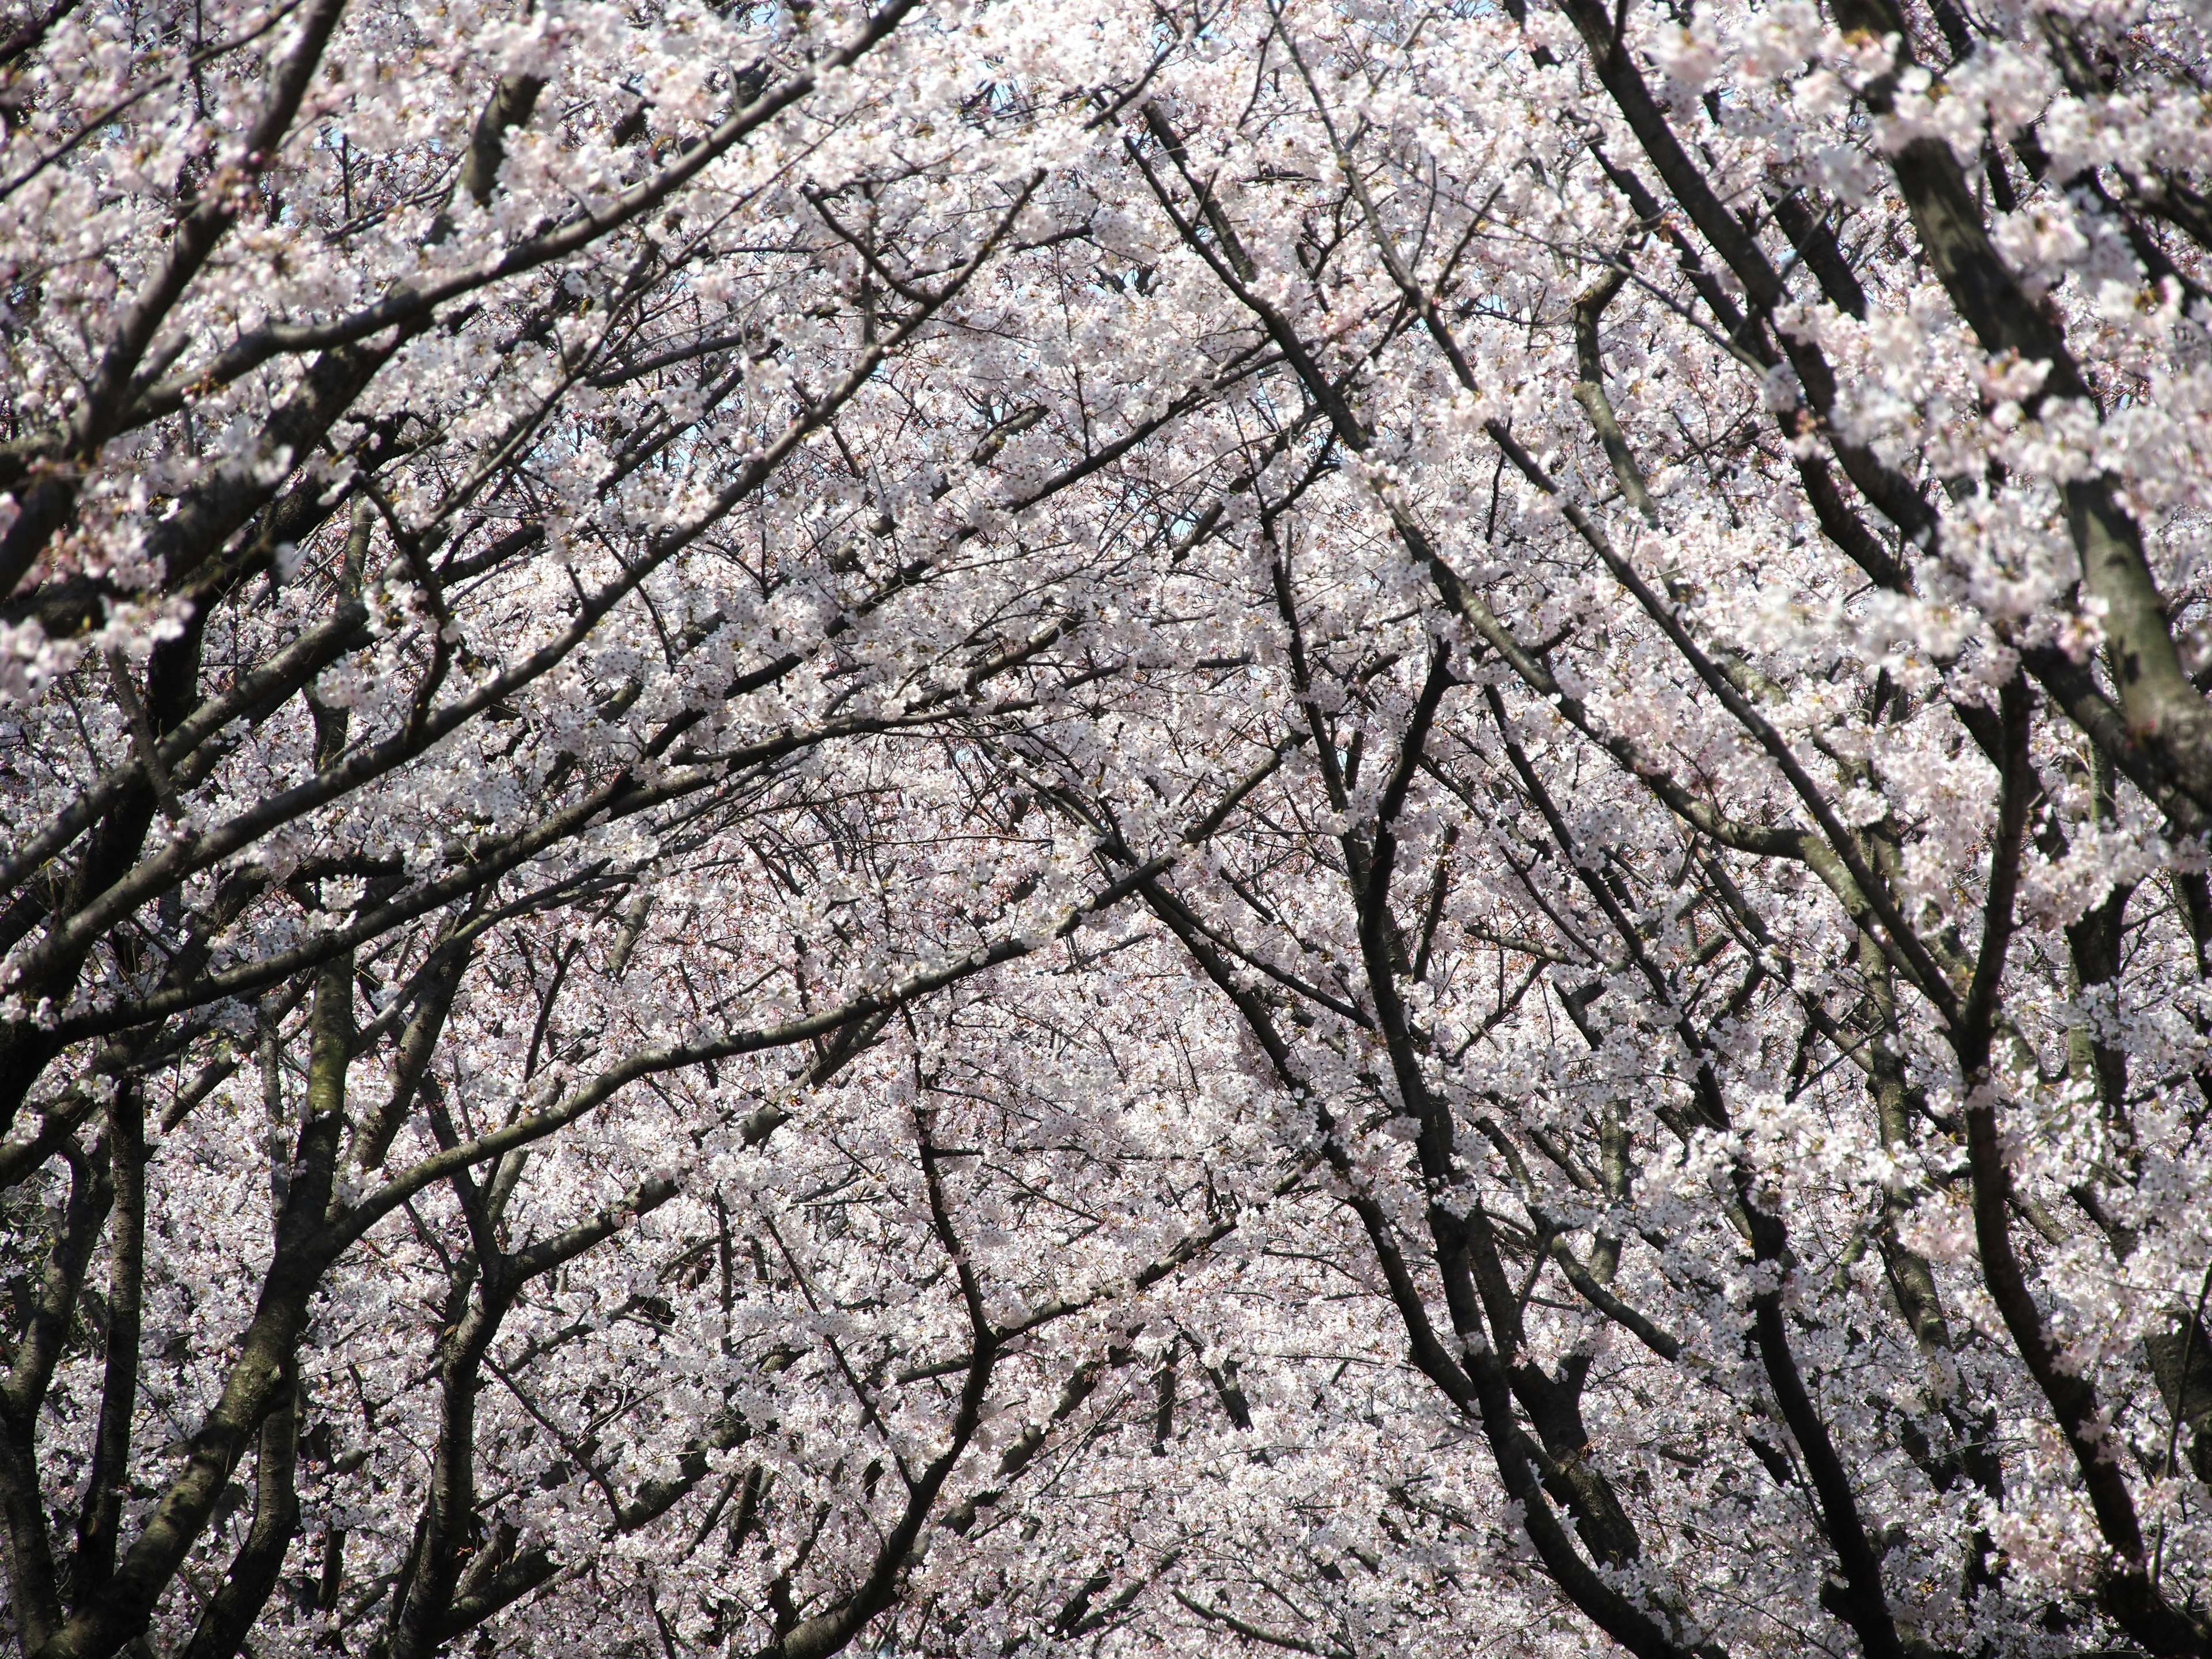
5, 0, 2212, 1655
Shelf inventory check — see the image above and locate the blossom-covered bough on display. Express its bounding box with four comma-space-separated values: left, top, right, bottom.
1, 0, 1295, 1653
4, 0, 2212, 1655
1053, 1, 2212, 1653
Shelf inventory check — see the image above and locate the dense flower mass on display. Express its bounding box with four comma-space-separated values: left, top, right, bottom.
3, 0, 2211, 1654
